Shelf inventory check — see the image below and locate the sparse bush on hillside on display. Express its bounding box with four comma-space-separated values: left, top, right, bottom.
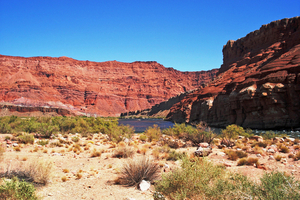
162, 123, 215, 146
0, 116, 126, 139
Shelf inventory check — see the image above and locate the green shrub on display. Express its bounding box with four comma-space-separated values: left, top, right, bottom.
105, 124, 134, 143
155, 157, 226, 200
116, 157, 159, 186
37, 139, 49, 146
17, 134, 35, 144
219, 124, 246, 148
145, 125, 161, 142
156, 155, 300, 200
71, 136, 80, 143
221, 124, 245, 140
0, 177, 38, 200
185, 130, 215, 146
166, 150, 186, 161
252, 172, 300, 199
139, 134, 147, 141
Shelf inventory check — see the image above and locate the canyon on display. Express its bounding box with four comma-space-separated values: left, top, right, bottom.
1, 16, 299, 130
0, 55, 217, 117
166, 17, 300, 129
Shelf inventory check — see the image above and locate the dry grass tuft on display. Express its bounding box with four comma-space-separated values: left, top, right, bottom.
91, 148, 102, 157
116, 157, 160, 186
61, 175, 67, 182
2, 157, 54, 185
225, 149, 247, 161
113, 146, 135, 158
293, 151, 300, 161
275, 154, 282, 161
13, 146, 21, 152
238, 157, 259, 166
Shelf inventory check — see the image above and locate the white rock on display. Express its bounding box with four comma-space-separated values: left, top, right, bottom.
52, 153, 62, 156
269, 155, 275, 160
139, 180, 151, 191
267, 149, 275, 153
236, 148, 242, 151
256, 154, 262, 157
218, 152, 226, 156
12, 143, 18, 147
164, 164, 169, 168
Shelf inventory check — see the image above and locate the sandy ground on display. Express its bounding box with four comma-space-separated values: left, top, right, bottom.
1, 133, 300, 200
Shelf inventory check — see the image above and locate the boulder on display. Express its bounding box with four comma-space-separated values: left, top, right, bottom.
194, 146, 212, 157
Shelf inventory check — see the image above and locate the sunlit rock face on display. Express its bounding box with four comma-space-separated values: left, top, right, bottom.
167, 17, 300, 129
0, 55, 217, 116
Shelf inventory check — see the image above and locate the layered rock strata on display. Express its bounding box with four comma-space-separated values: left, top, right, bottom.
0, 55, 217, 116
167, 17, 300, 129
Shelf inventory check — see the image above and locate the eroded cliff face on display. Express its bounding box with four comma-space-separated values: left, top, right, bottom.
167, 17, 300, 129
0, 55, 217, 116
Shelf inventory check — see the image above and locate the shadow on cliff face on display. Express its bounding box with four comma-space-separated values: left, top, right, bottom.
168, 17, 300, 130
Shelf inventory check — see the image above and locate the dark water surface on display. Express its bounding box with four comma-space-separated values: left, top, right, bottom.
118, 118, 174, 133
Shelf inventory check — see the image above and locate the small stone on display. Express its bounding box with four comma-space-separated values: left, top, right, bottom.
12, 143, 18, 147
269, 155, 275, 160
256, 154, 261, 157
267, 148, 275, 153
199, 142, 209, 148
48, 193, 53, 196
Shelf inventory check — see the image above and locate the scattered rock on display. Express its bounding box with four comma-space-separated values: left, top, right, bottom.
267, 148, 276, 153
269, 155, 275, 160
12, 143, 18, 147
199, 142, 209, 148
250, 135, 264, 142
194, 146, 212, 157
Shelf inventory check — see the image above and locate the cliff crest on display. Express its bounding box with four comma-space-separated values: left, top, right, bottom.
0, 55, 217, 116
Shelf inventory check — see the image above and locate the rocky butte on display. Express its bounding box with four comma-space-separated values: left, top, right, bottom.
0, 55, 217, 117
166, 17, 300, 129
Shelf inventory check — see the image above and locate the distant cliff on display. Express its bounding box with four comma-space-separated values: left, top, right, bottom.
0, 55, 217, 117
167, 17, 300, 129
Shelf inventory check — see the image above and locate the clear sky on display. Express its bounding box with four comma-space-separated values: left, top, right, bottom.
0, 0, 299, 71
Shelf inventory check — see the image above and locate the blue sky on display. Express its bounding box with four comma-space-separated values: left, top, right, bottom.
0, 0, 299, 71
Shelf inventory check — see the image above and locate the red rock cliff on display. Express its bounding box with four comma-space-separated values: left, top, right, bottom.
167, 17, 300, 129
0, 55, 217, 116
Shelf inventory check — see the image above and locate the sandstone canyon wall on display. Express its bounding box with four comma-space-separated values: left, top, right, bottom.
0, 55, 217, 116
167, 17, 300, 129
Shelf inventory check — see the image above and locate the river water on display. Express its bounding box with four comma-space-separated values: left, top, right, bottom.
118, 118, 300, 138
118, 118, 174, 133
